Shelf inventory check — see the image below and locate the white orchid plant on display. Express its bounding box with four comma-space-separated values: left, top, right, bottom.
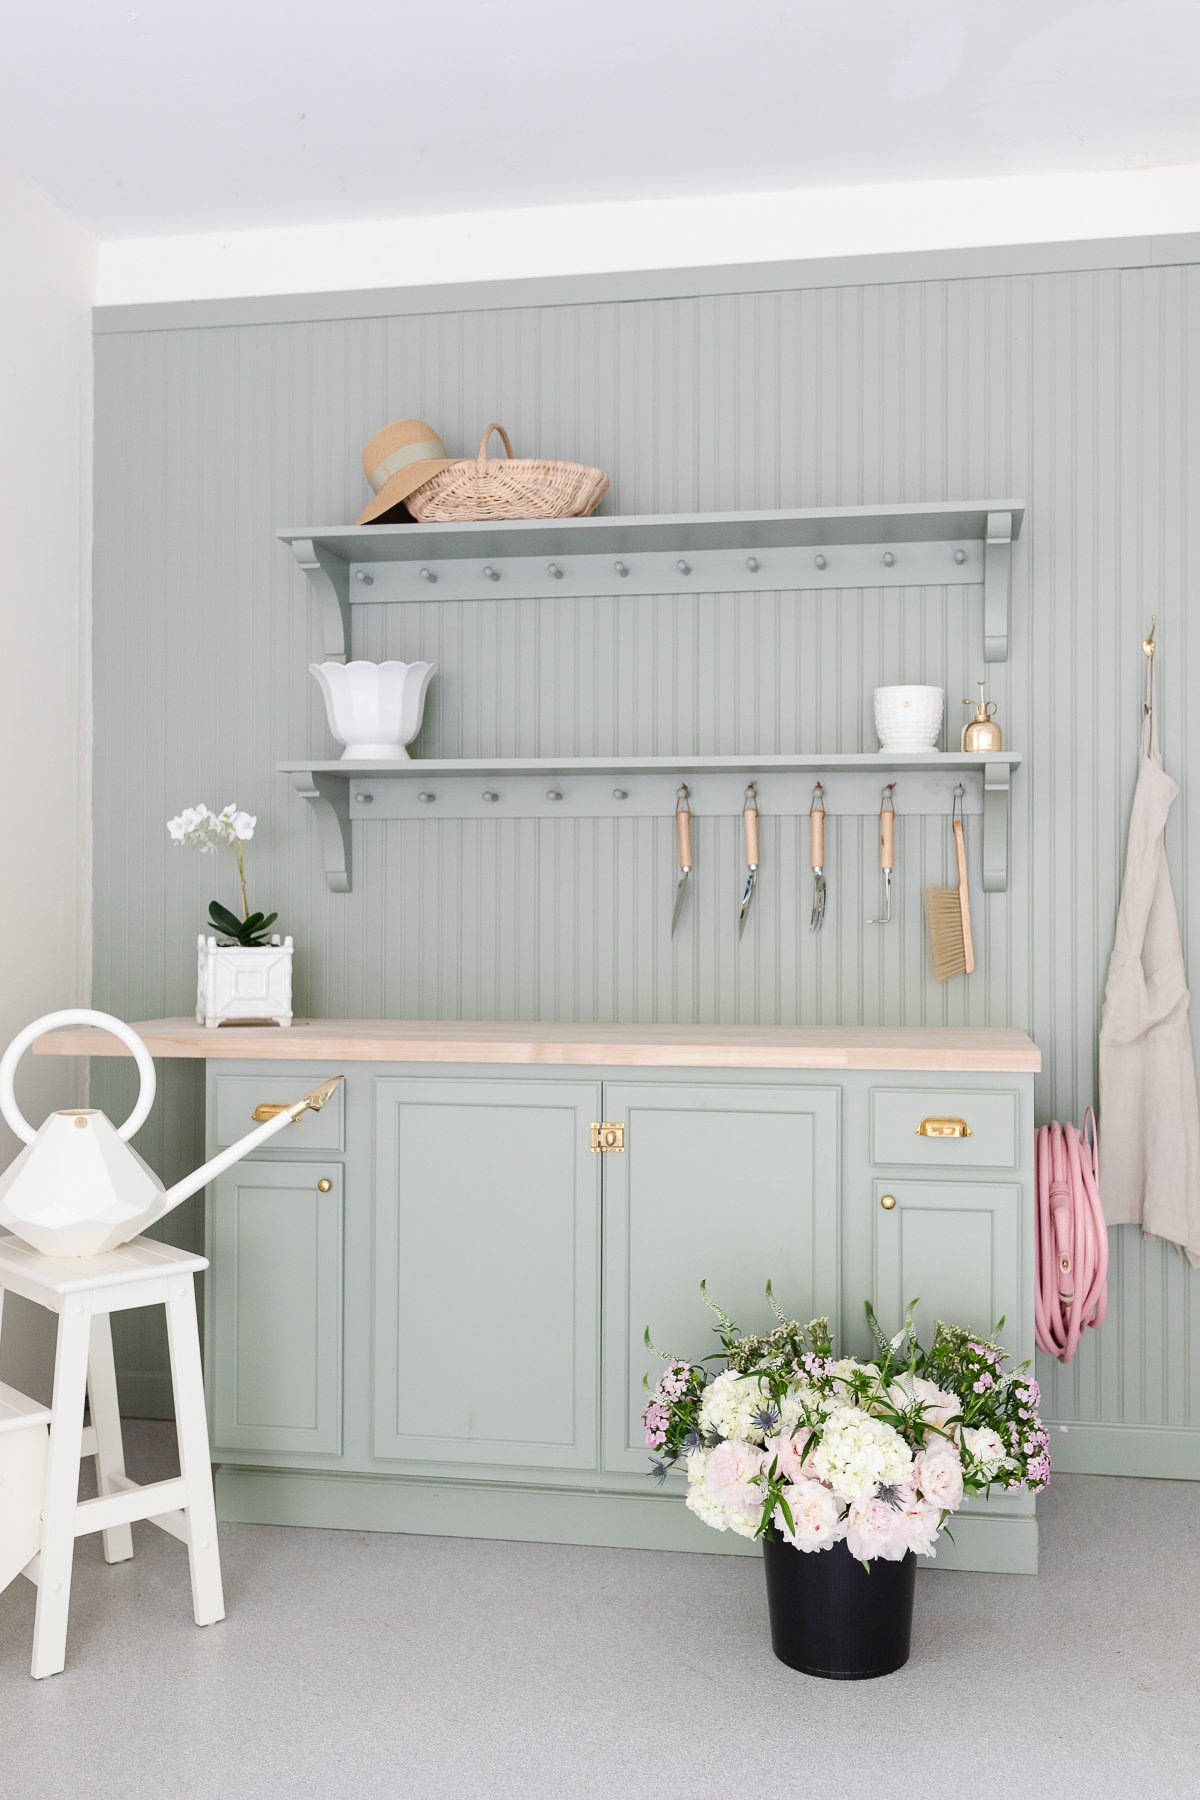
643, 1285, 1050, 1564
167, 802, 280, 948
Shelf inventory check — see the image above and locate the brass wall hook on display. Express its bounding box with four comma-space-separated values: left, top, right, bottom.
1143, 614, 1158, 659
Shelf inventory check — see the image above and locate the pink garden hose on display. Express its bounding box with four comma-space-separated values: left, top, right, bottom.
1034, 1112, 1108, 1361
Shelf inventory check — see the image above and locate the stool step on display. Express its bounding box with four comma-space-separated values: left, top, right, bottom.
73, 1476, 188, 1538
0, 1379, 52, 1431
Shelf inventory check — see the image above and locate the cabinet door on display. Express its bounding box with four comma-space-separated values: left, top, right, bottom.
871, 1180, 1022, 1342
602, 1082, 840, 1476
373, 1078, 601, 1470
208, 1162, 343, 1456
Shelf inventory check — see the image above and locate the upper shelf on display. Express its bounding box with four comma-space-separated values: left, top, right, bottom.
280, 501, 1025, 663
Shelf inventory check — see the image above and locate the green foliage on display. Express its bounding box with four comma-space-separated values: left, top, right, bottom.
207, 900, 279, 948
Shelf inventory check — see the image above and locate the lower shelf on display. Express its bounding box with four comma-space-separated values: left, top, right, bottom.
280, 751, 1019, 895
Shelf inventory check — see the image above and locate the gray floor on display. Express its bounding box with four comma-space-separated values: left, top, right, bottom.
1, 1423, 1197, 1800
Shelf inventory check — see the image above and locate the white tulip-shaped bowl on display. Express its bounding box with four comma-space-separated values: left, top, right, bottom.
310, 659, 436, 759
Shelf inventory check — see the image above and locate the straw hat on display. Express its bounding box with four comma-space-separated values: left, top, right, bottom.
357, 419, 456, 524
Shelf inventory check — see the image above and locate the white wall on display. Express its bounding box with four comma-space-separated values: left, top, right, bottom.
0, 162, 95, 1394
97, 161, 1200, 306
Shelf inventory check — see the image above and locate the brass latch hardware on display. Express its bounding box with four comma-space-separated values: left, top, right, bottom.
590, 1121, 625, 1153
915, 1116, 973, 1139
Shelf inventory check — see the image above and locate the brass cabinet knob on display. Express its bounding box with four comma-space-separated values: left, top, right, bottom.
317, 1178, 333, 1193
880, 1193, 897, 1210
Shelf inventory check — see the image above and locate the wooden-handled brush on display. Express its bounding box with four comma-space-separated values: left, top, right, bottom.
925, 791, 975, 981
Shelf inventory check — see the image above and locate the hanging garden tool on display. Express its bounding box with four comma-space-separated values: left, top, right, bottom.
867, 784, 896, 923
924, 784, 975, 980
737, 782, 760, 939
809, 783, 826, 933
671, 783, 693, 936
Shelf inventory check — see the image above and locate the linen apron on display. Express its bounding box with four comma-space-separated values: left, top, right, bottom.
1098, 652, 1200, 1267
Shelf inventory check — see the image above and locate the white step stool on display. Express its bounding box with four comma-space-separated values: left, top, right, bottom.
0, 1233, 224, 1678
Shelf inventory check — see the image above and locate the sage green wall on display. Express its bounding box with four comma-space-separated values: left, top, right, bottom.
91, 242, 1200, 1470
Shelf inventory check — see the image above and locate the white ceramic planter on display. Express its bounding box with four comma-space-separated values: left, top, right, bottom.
197, 934, 293, 1029
310, 658, 436, 759
873, 685, 945, 753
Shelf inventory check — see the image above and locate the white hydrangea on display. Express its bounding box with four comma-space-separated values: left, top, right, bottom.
698, 1369, 773, 1445
809, 1404, 914, 1500
778, 1383, 831, 1433
962, 1425, 1009, 1481
684, 1447, 762, 1538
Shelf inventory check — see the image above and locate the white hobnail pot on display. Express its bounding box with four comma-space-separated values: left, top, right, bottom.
873, 685, 945, 753
310, 659, 436, 759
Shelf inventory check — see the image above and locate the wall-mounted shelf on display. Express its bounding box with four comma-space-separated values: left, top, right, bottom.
279, 751, 1020, 897
280, 500, 1024, 663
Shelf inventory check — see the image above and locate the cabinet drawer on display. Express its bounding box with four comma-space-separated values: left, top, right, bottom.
212, 1072, 345, 1152
871, 1087, 1018, 1170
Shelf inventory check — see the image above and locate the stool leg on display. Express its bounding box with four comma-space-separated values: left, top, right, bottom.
164, 1276, 224, 1627
87, 1314, 133, 1565
32, 1304, 91, 1679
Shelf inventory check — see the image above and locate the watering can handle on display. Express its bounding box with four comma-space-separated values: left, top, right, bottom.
0, 1009, 157, 1146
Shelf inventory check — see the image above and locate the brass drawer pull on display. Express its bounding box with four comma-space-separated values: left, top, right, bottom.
915, 1116, 973, 1139
317, 1178, 333, 1193
880, 1193, 897, 1210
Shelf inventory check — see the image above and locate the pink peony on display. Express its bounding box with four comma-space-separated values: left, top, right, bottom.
765, 1431, 820, 1484
702, 1438, 767, 1514
912, 1445, 964, 1512
775, 1477, 844, 1553
843, 1495, 912, 1562
887, 1374, 962, 1442
891, 1492, 943, 1557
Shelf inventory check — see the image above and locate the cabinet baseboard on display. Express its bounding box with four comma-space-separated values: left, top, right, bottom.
215, 1465, 1039, 1574
1045, 1421, 1200, 1480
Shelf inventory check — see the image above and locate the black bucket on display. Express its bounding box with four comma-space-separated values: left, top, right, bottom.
761, 1531, 916, 1679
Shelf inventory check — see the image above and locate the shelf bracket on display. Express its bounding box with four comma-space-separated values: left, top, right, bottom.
981, 758, 1010, 893
983, 511, 1012, 663
290, 538, 350, 662
293, 771, 352, 893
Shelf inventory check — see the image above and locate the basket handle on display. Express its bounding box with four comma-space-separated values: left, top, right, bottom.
476, 422, 515, 469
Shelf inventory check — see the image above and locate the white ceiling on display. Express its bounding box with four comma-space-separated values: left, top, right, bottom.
4, 0, 1200, 239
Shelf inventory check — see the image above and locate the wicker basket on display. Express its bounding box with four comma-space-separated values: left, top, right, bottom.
405, 423, 609, 523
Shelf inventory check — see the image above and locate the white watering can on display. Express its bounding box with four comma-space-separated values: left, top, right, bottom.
0, 1009, 343, 1258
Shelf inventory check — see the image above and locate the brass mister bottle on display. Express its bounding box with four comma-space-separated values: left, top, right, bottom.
961, 681, 1002, 752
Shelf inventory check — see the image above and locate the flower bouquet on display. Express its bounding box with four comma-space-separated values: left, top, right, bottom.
643, 1285, 1049, 1677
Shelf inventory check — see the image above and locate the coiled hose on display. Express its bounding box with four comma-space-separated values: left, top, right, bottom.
1035, 1111, 1108, 1361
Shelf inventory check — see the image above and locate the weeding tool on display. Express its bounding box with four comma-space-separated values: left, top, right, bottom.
809, 783, 826, 933
671, 784, 693, 936
737, 782, 759, 940
867, 784, 896, 924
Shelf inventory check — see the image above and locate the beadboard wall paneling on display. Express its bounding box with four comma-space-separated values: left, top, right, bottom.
92, 264, 1200, 1456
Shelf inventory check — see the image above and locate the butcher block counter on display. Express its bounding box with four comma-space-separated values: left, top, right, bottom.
37, 1016, 1040, 1072
38, 1017, 1041, 1573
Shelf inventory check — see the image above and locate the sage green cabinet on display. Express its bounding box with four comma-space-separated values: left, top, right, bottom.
208, 1160, 344, 1458
203, 1054, 1037, 1573
871, 1179, 1023, 1344
371, 1077, 601, 1470
600, 1082, 840, 1475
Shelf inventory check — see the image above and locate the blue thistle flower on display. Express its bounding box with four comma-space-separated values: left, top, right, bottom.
752, 1403, 781, 1434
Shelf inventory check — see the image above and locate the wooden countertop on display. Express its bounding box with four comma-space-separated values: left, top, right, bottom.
34, 1017, 1041, 1073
